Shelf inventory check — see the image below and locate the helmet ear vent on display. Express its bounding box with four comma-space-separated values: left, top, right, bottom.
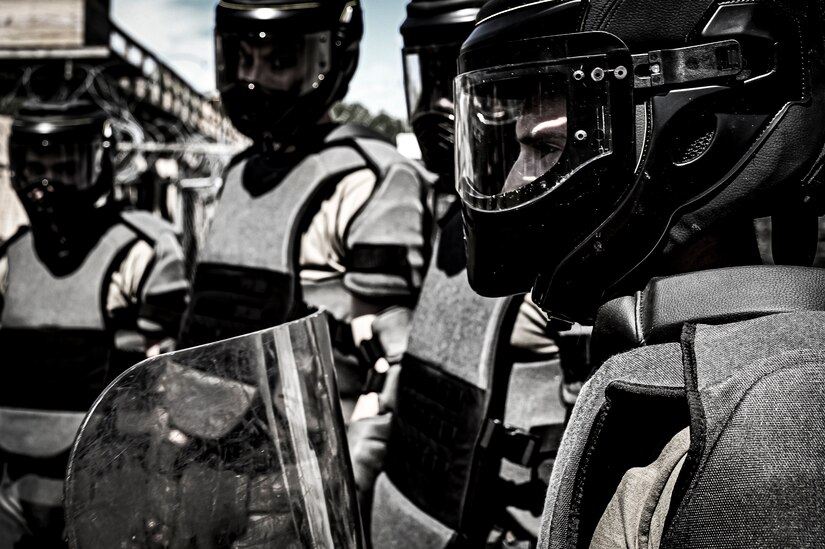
671, 112, 716, 166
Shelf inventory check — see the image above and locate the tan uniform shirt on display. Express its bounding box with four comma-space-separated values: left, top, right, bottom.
299, 167, 376, 282
590, 427, 690, 549
511, 293, 560, 355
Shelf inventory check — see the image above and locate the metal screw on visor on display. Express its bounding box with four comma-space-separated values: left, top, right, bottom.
575, 130, 588, 141
573, 70, 585, 81
591, 68, 605, 81
614, 66, 628, 79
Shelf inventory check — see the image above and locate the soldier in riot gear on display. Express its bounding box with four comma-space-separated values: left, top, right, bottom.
455, 0, 825, 547
346, 1, 591, 546
180, 0, 431, 421
0, 100, 189, 547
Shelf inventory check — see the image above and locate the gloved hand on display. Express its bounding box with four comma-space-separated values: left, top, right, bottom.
347, 364, 400, 533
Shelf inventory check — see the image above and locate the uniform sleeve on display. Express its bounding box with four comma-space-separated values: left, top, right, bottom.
299, 168, 377, 278
341, 161, 428, 302
109, 232, 189, 338
510, 294, 560, 356
589, 427, 690, 549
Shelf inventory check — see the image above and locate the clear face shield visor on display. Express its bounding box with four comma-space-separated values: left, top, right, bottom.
455, 55, 626, 211
10, 138, 105, 197
216, 30, 333, 96
403, 43, 462, 120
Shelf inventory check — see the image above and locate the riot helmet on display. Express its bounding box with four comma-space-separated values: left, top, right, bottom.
9, 100, 115, 232
401, 0, 485, 180
455, 0, 825, 322
215, 0, 363, 144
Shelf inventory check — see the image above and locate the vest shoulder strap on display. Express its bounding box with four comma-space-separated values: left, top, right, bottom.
120, 210, 178, 245
0, 225, 30, 258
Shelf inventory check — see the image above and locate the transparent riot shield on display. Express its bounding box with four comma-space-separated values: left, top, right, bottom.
64, 311, 364, 549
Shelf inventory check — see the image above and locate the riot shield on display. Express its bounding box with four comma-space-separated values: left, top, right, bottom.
64, 311, 364, 549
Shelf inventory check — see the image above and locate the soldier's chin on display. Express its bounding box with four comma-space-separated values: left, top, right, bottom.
221, 83, 294, 142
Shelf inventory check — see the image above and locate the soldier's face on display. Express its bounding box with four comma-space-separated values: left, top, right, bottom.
502, 89, 568, 194
237, 39, 305, 92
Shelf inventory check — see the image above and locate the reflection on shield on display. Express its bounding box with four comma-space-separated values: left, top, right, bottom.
65, 311, 363, 549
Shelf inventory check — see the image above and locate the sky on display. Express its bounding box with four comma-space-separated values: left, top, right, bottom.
111, 0, 410, 120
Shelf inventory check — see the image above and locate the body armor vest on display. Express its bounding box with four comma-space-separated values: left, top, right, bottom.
180, 125, 426, 348
539, 266, 825, 549
0, 213, 162, 519
0, 221, 139, 412
372, 214, 566, 548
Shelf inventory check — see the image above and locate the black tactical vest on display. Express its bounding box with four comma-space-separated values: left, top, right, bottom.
372, 213, 566, 548
539, 266, 825, 549
180, 124, 428, 348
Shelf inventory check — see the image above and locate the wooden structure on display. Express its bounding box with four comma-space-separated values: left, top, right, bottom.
0, 0, 243, 233
0, 0, 241, 148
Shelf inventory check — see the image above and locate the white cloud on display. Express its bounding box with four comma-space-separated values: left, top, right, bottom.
111, 0, 216, 93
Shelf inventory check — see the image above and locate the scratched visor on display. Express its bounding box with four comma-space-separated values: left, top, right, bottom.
455, 61, 618, 211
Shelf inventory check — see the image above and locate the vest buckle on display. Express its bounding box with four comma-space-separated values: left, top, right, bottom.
479, 419, 541, 468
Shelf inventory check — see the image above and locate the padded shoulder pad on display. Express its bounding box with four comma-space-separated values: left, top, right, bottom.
592, 265, 825, 365
325, 123, 436, 184
343, 159, 428, 298
325, 123, 391, 145
352, 136, 426, 178
538, 341, 685, 549
120, 210, 179, 245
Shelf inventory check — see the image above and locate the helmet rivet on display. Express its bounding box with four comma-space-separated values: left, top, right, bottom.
318, 74, 325, 81
591, 67, 605, 81
312, 82, 320, 89
614, 66, 627, 79
248, 83, 255, 90
575, 130, 588, 141
573, 70, 585, 81
650, 63, 661, 75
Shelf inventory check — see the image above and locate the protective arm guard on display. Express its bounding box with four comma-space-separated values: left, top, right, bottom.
342, 141, 433, 301
136, 231, 189, 338
122, 211, 190, 339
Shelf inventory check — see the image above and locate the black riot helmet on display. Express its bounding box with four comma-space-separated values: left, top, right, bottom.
455, 0, 825, 323
401, 0, 486, 180
215, 0, 363, 144
9, 100, 115, 229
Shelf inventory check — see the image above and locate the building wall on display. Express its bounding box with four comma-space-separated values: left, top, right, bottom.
0, 115, 28, 242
